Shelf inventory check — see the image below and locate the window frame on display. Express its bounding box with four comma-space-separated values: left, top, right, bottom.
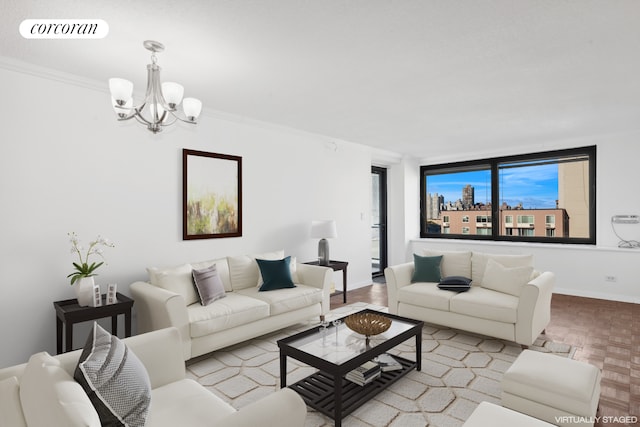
420, 146, 596, 244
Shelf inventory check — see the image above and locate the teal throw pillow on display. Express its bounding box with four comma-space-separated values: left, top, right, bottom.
257, 256, 296, 291
412, 254, 443, 283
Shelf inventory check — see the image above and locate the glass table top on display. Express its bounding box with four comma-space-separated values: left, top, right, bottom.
282, 311, 419, 365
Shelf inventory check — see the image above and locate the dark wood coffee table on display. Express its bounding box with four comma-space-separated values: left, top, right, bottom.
277, 309, 423, 427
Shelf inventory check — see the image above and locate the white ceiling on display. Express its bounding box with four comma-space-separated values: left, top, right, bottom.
2, 0, 640, 160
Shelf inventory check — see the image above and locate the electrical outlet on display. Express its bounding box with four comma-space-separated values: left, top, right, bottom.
605, 275, 617, 283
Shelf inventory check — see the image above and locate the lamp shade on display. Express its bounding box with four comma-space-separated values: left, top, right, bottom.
161, 82, 184, 107
310, 220, 337, 239
182, 97, 202, 120
109, 78, 133, 104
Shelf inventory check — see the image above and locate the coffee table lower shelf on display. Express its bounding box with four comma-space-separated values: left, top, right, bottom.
288, 355, 416, 421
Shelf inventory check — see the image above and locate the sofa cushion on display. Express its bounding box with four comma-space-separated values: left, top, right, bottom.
471, 252, 533, 284
397, 282, 455, 311
192, 264, 226, 305
74, 323, 151, 427
147, 263, 199, 305
188, 293, 270, 338
0, 376, 27, 427
450, 287, 519, 323
411, 254, 442, 283
237, 284, 322, 316
228, 250, 285, 290
257, 256, 296, 291
480, 258, 534, 296
423, 250, 472, 279
146, 379, 235, 427
191, 257, 233, 292
20, 352, 100, 427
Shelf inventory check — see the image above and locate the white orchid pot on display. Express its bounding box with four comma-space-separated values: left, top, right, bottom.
74, 276, 95, 307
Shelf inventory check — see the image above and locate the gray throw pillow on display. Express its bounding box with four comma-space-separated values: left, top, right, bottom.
192, 264, 226, 305
74, 323, 151, 427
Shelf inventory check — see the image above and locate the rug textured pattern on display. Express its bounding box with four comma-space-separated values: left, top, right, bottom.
186, 303, 575, 427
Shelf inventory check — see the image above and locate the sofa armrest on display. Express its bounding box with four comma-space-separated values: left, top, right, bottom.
384, 262, 415, 314
218, 388, 306, 427
515, 271, 555, 346
130, 281, 192, 360
0, 328, 186, 391
123, 327, 186, 389
295, 263, 332, 315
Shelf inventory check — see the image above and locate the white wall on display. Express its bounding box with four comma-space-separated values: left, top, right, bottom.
399, 132, 640, 304
0, 61, 373, 367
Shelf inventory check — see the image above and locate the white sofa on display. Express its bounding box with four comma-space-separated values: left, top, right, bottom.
130, 250, 333, 360
0, 327, 307, 427
385, 250, 554, 346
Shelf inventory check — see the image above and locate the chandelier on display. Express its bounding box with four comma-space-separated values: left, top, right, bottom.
109, 40, 202, 133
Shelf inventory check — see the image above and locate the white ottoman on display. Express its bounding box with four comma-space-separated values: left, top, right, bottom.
463, 402, 556, 427
502, 350, 601, 427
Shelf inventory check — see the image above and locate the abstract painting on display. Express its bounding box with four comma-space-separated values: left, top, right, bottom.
183, 149, 242, 239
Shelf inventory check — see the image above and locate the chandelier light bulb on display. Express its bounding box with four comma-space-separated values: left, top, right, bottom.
162, 82, 184, 109
149, 102, 166, 122
183, 98, 202, 122
109, 78, 133, 105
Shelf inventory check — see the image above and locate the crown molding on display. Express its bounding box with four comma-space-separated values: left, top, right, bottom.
0, 55, 107, 93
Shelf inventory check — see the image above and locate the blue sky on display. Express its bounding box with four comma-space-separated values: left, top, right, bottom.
427, 164, 559, 209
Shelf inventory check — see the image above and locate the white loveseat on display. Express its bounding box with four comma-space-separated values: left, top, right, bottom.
130, 250, 333, 360
385, 250, 554, 346
0, 327, 307, 427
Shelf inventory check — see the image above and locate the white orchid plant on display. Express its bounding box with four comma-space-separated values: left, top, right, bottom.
67, 232, 115, 285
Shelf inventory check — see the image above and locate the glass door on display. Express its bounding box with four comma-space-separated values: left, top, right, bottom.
371, 166, 388, 277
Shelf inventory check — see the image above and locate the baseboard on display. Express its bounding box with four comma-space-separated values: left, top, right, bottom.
553, 287, 639, 304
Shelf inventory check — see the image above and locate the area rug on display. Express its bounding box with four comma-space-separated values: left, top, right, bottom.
186, 303, 575, 427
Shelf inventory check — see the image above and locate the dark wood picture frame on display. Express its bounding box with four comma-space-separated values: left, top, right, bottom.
183, 149, 242, 239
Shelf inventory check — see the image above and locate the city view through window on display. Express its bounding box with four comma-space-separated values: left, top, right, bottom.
421, 147, 595, 243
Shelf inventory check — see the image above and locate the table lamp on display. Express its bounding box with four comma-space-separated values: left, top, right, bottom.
310, 220, 337, 266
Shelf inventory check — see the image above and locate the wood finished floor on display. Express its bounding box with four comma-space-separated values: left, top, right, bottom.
331, 283, 639, 426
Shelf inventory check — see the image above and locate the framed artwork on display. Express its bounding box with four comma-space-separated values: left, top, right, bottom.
183, 149, 242, 239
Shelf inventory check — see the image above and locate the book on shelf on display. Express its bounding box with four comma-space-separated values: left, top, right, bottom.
373, 353, 402, 372
346, 361, 381, 386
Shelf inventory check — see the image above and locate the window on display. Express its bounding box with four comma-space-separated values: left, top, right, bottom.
517, 215, 534, 225
420, 146, 596, 244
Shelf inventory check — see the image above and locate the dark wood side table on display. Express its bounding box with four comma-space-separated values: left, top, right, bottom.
304, 260, 349, 303
53, 292, 134, 354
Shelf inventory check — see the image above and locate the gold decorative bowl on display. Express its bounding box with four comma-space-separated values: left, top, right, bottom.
344, 312, 392, 338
